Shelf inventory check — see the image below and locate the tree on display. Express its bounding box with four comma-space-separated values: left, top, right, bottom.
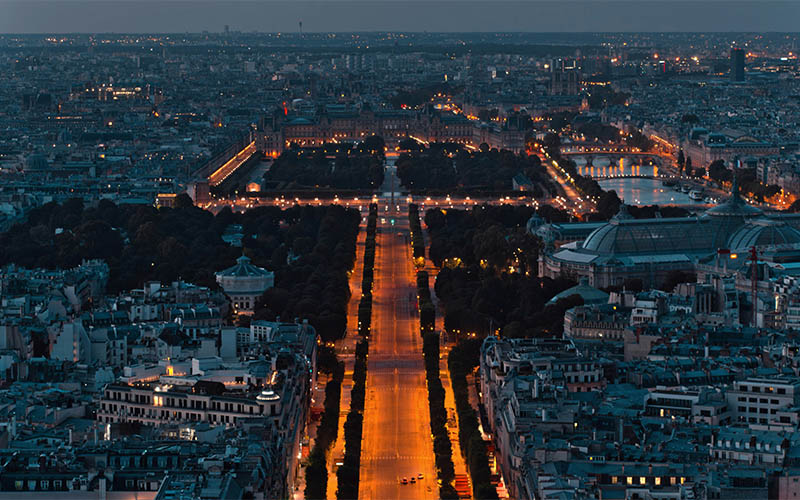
362, 135, 385, 153
677, 150, 685, 174
398, 138, 423, 151
708, 159, 731, 184
542, 132, 561, 155
597, 190, 622, 220
684, 156, 693, 177
174, 193, 194, 209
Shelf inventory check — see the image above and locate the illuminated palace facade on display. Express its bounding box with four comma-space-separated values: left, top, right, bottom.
257, 106, 527, 155
536, 183, 800, 289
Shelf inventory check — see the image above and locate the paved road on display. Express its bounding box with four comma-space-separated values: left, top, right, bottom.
358, 208, 438, 500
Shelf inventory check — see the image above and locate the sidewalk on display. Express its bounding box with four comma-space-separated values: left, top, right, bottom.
326, 221, 367, 500
422, 221, 472, 498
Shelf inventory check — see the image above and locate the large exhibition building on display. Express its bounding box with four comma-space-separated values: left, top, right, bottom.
535, 182, 800, 289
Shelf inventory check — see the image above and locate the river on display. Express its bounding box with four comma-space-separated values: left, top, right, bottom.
570, 156, 711, 206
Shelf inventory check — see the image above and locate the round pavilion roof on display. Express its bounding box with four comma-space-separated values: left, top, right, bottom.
547, 277, 609, 305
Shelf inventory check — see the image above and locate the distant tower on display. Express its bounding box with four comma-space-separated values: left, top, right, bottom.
224, 25, 230, 35
730, 47, 745, 82
299, 20, 303, 35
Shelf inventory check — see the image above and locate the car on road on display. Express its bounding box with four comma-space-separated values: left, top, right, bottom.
418, 473, 424, 480
410, 477, 416, 484
401, 477, 408, 485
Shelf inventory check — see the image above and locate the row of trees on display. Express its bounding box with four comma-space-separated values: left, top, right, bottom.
250, 204, 361, 343
410, 204, 436, 333
263, 149, 385, 190
423, 332, 459, 498
425, 205, 578, 338
409, 203, 425, 266
358, 205, 378, 337
396, 146, 557, 197
336, 203, 378, 499
417, 271, 436, 334
448, 339, 498, 500
0, 199, 361, 342
304, 357, 346, 499
410, 205, 459, 498
336, 339, 368, 499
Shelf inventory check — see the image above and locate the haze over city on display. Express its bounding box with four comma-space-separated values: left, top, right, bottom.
2, 1, 800, 33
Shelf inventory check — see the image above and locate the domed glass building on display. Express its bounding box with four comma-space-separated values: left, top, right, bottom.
537, 180, 800, 289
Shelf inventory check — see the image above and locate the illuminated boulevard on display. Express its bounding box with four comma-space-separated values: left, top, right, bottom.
357, 180, 438, 498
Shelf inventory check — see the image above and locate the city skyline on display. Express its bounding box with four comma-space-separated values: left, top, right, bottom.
3, 9, 800, 498
1, 1, 800, 33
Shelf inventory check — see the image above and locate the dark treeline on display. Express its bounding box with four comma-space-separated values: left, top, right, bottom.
244, 204, 360, 343
396, 145, 557, 197
423, 332, 459, 499
304, 356, 345, 499
425, 205, 578, 338
448, 338, 499, 500
336, 203, 377, 500
264, 149, 385, 190
409, 203, 426, 264
0, 195, 361, 344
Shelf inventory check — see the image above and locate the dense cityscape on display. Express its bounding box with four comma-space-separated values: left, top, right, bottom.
2, 20, 800, 500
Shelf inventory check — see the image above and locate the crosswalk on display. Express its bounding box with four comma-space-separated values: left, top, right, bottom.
363, 455, 433, 461
368, 384, 427, 392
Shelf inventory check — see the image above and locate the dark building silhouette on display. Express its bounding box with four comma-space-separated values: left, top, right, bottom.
730, 47, 745, 82
550, 58, 580, 96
